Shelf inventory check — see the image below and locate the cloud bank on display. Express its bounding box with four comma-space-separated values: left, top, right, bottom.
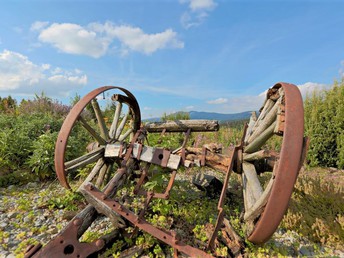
180, 0, 217, 29
33, 21, 184, 57
0, 49, 87, 97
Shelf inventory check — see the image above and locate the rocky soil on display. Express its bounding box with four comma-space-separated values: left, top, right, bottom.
0, 177, 343, 258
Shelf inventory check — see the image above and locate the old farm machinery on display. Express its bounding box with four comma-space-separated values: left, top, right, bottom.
25, 82, 307, 257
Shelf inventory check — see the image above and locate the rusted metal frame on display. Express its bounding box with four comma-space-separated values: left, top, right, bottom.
55, 86, 141, 189
83, 184, 214, 258
206, 146, 238, 250
152, 148, 171, 168
135, 170, 177, 200
247, 82, 304, 244
207, 123, 247, 250
133, 163, 150, 194
121, 129, 143, 167
25, 218, 106, 258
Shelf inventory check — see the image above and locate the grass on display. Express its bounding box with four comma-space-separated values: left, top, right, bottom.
1, 126, 343, 257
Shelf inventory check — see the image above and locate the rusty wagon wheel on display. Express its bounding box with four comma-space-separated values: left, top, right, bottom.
241, 82, 304, 244
55, 86, 141, 189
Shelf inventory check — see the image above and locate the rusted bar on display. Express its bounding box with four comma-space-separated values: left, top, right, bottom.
82, 184, 214, 258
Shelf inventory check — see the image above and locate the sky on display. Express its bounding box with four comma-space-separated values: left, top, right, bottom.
0, 0, 343, 119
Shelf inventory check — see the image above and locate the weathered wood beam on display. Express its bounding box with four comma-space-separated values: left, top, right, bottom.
244, 177, 274, 222
91, 99, 109, 141
78, 116, 106, 145
247, 98, 280, 144
115, 110, 129, 139
65, 147, 105, 172
77, 158, 105, 192
144, 120, 219, 132
242, 162, 263, 203
244, 121, 276, 154
109, 102, 122, 139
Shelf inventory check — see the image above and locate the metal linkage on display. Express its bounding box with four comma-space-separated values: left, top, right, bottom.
24, 83, 307, 257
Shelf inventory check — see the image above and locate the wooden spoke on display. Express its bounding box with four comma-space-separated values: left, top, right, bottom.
244, 176, 274, 221
242, 173, 256, 212
95, 163, 111, 188
247, 98, 281, 144
118, 128, 134, 142
244, 121, 276, 154
65, 147, 105, 172
91, 99, 109, 141
65, 147, 105, 169
251, 99, 275, 132
242, 162, 263, 204
115, 110, 130, 140
77, 158, 105, 192
244, 111, 257, 142
243, 150, 279, 162
109, 102, 122, 139
78, 116, 106, 145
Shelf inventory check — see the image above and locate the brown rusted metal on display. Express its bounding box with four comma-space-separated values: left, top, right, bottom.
31, 83, 305, 257
83, 184, 214, 258
247, 82, 304, 244
27, 218, 105, 257
55, 86, 141, 189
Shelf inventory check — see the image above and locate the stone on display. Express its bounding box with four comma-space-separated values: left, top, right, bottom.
192, 173, 223, 197
7, 212, 18, 219
26, 182, 38, 188
299, 245, 314, 257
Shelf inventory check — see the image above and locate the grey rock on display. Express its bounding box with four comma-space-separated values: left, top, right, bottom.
7, 212, 18, 219
26, 182, 38, 188
299, 245, 314, 257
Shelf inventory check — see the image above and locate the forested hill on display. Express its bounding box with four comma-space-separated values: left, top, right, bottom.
145, 110, 252, 122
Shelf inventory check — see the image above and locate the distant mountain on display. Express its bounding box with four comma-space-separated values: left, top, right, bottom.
144, 111, 252, 122
189, 111, 252, 121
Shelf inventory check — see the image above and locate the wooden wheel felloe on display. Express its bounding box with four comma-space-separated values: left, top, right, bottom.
242, 82, 304, 244
55, 86, 141, 189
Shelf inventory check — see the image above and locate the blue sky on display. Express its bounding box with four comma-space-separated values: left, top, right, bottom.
0, 0, 343, 119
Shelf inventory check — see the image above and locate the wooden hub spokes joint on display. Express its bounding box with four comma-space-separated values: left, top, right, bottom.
25, 82, 307, 258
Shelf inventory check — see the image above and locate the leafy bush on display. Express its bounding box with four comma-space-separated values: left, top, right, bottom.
304, 78, 344, 168
27, 131, 58, 180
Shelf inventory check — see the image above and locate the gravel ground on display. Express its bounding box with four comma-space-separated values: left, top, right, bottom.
0, 180, 343, 258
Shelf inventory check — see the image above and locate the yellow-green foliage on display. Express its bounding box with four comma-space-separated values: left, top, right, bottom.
281, 169, 344, 249
304, 78, 344, 168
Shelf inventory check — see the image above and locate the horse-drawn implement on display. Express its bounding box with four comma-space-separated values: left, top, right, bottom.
24, 82, 307, 257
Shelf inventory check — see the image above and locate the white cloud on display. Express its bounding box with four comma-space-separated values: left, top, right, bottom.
0, 49, 87, 97
38, 23, 110, 58
297, 82, 331, 98
207, 97, 228, 104
34, 22, 184, 57
30, 21, 49, 31
180, 0, 217, 29
188, 0, 217, 11
339, 60, 344, 77
185, 105, 194, 110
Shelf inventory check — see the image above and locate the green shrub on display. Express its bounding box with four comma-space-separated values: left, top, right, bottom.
304, 78, 344, 168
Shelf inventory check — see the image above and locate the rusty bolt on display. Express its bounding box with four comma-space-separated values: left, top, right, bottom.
95, 239, 105, 248
73, 218, 82, 226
